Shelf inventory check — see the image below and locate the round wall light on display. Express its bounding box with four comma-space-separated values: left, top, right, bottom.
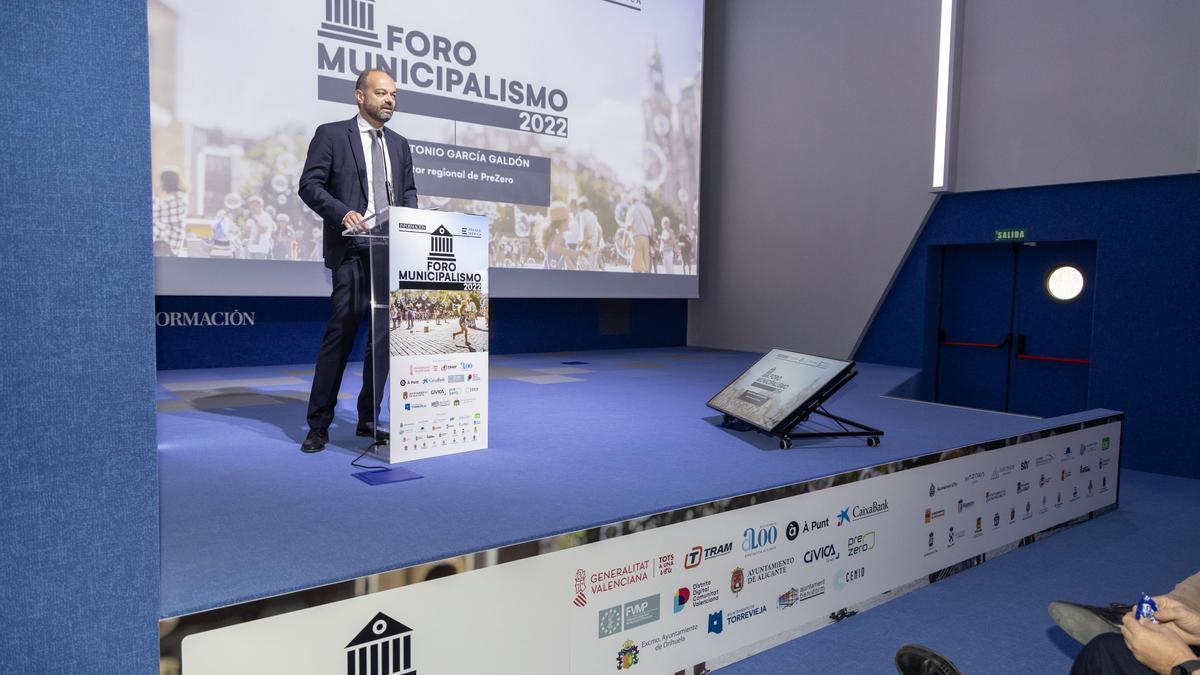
1045, 265, 1085, 302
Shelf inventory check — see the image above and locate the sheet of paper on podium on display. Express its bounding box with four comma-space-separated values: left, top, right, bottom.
378, 206, 489, 463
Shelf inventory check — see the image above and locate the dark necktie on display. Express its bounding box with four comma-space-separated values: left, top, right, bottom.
371, 128, 389, 228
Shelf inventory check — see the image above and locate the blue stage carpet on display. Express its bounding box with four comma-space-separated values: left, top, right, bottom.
719, 468, 1200, 674
158, 347, 1118, 618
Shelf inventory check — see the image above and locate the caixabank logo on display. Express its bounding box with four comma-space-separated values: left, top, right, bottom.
836, 499, 889, 526
344, 612, 415, 675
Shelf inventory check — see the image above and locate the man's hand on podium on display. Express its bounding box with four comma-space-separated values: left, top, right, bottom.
342, 210, 367, 233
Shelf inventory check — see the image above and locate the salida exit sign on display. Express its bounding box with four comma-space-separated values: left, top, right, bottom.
994, 228, 1027, 242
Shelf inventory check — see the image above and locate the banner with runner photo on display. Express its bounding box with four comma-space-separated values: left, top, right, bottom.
380, 207, 488, 463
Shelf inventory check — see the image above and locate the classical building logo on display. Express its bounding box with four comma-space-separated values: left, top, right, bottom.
318, 0, 382, 48
427, 225, 456, 267
344, 612, 414, 675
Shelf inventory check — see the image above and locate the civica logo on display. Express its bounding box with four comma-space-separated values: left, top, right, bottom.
803, 544, 839, 564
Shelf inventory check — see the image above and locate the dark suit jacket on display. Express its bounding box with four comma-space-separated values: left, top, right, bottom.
298, 116, 419, 270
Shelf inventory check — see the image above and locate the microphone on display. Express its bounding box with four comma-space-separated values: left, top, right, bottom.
385, 179, 395, 207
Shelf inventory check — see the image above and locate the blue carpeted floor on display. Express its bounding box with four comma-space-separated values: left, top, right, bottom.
158, 347, 1120, 618
718, 468, 1200, 674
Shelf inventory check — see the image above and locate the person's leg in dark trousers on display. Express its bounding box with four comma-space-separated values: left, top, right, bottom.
1070, 633, 1157, 675
307, 251, 368, 435
357, 243, 389, 434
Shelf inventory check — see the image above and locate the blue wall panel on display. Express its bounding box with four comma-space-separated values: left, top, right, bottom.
0, 0, 159, 671
857, 175, 1200, 478
156, 297, 688, 369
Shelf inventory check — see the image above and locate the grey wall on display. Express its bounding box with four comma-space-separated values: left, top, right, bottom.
689, 0, 941, 358
953, 0, 1200, 192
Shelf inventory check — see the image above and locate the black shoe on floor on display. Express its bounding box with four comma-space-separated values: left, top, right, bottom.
301, 428, 328, 453
1048, 601, 1130, 645
895, 644, 962, 675
356, 422, 389, 441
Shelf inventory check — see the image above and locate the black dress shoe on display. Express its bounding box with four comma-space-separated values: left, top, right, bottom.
356, 422, 389, 441
301, 429, 328, 453
894, 644, 962, 675
1048, 601, 1130, 645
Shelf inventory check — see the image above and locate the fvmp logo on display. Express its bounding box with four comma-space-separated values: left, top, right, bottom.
344, 612, 415, 675
598, 594, 661, 638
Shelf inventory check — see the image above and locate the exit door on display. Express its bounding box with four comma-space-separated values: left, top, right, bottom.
935, 241, 1096, 417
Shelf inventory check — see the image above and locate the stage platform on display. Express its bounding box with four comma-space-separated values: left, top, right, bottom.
158, 347, 1118, 619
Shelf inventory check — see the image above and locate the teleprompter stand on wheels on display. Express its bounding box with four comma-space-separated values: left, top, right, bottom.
707, 349, 884, 450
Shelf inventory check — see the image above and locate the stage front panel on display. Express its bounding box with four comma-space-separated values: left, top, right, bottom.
181, 416, 1122, 674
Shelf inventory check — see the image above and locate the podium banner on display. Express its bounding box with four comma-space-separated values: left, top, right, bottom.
379, 207, 489, 463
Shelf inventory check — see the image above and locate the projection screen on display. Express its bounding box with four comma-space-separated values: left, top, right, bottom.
148, 0, 704, 297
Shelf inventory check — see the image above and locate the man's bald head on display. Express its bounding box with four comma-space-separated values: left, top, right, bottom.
354, 69, 396, 127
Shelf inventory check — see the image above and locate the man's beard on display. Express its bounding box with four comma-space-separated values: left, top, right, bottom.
367, 103, 394, 124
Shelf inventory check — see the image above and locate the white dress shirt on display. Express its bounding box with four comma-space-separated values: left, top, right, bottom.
356, 114, 393, 221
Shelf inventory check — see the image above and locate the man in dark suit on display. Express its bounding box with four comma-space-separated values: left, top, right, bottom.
297, 68, 418, 453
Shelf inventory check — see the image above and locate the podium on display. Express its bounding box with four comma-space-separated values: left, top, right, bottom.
344, 206, 490, 464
